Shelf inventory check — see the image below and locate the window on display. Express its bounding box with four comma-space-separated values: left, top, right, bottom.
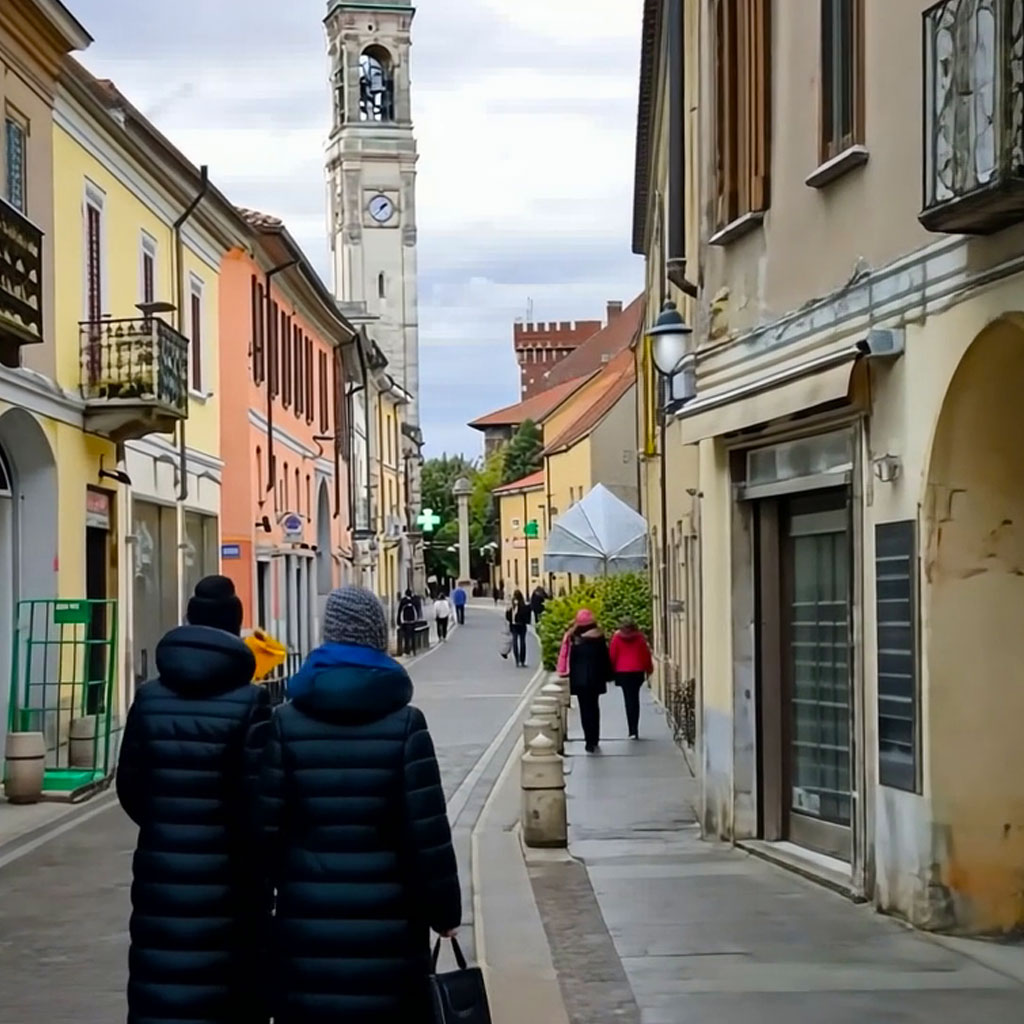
4, 114, 27, 214
318, 351, 329, 432
294, 326, 304, 416
270, 300, 280, 396
305, 338, 314, 423
84, 189, 104, 325
251, 276, 265, 384
820, 0, 864, 162
283, 462, 289, 510
378, 272, 386, 299
140, 233, 156, 306
282, 312, 293, 408
530, 558, 540, 579
189, 277, 204, 392
713, 0, 771, 232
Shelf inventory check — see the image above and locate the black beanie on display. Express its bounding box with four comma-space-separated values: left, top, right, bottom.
186, 575, 243, 635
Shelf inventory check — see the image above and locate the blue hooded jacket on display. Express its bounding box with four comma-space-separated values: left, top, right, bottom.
256, 641, 461, 1024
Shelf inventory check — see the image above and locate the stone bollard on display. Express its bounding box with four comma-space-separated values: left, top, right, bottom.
521, 733, 567, 848
530, 697, 563, 751
4, 731, 46, 804
523, 715, 557, 750
542, 681, 569, 737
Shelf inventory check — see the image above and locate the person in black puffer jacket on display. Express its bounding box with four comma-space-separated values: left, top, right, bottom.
255, 584, 461, 1024
116, 575, 271, 1024
568, 608, 613, 753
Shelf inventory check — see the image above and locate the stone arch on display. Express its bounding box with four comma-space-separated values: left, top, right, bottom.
922, 313, 1024, 935
0, 407, 58, 605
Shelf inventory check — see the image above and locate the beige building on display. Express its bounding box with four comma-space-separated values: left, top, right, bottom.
634, 0, 1024, 936
494, 471, 546, 596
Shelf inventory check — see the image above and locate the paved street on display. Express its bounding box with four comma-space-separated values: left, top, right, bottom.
0, 605, 539, 1022
526, 693, 1024, 1024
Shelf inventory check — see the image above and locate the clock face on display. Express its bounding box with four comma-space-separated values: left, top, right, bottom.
368, 194, 394, 223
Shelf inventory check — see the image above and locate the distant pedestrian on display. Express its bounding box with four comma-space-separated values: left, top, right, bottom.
609, 618, 654, 739
397, 588, 418, 655
434, 590, 452, 641
530, 585, 548, 623
452, 584, 468, 625
117, 575, 270, 1024
506, 589, 531, 667
255, 586, 461, 1023
567, 609, 612, 753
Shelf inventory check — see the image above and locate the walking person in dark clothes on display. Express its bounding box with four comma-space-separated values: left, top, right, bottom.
397, 588, 418, 655
452, 583, 468, 624
609, 618, 654, 739
530, 585, 548, 624
255, 586, 461, 1024
567, 608, 612, 753
506, 589, 531, 667
117, 575, 271, 1024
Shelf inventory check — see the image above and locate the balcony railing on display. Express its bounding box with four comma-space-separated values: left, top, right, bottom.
921, 0, 1024, 234
0, 196, 44, 361
80, 317, 188, 441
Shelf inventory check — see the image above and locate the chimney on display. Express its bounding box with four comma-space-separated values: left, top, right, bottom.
607, 300, 623, 322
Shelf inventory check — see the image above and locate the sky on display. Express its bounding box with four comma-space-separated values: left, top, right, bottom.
71, 0, 645, 458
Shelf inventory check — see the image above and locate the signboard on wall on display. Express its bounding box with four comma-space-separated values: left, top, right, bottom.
282, 514, 303, 541
85, 488, 110, 530
221, 543, 241, 560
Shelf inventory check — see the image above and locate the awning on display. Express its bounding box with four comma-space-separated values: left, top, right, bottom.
675, 347, 861, 445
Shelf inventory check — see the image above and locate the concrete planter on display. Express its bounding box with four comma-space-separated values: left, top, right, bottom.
4, 731, 46, 804
69, 715, 102, 768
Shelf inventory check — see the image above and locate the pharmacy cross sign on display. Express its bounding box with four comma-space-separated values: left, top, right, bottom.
417, 508, 441, 533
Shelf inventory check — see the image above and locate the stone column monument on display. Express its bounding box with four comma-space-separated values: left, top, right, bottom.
452, 476, 473, 587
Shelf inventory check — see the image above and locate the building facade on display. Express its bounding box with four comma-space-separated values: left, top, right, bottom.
0, 0, 92, 760
494, 471, 546, 597
324, 0, 423, 539
635, 0, 1024, 936
54, 64, 243, 700
218, 209, 356, 663
514, 314, 602, 400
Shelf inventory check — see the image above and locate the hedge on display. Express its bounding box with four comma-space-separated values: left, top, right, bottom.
537, 573, 653, 670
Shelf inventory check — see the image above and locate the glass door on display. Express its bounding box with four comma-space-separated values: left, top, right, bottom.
782, 491, 853, 861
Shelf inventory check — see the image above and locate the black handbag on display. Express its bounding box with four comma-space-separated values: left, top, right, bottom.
429, 937, 492, 1024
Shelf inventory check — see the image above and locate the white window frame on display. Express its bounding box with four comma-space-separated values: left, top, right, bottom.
83, 180, 107, 321
139, 231, 158, 306
187, 272, 206, 397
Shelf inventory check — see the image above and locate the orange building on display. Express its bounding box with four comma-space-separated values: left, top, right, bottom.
219, 209, 357, 661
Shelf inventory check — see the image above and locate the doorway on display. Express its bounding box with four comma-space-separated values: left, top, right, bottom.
757, 488, 854, 862
85, 523, 109, 714
256, 560, 270, 630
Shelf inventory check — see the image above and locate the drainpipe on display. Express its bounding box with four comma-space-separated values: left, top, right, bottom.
659, 394, 670, 663
666, 0, 698, 299
173, 165, 209, 504
172, 165, 208, 624
264, 260, 299, 510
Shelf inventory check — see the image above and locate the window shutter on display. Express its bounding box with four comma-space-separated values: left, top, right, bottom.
745, 0, 771, 213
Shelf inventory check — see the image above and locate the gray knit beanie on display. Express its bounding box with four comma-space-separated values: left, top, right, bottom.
322, 585, 389, 651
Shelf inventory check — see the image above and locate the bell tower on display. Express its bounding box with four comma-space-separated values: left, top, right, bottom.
324, 0, 420, 428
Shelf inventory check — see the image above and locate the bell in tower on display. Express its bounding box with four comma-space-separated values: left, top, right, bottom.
359, 47, 395, 123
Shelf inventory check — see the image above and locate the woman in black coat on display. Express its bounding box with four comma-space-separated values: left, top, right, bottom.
567, 608, 612, 752
506, 589, 532, 667
256, 585, 461, 1024
116, 576, 270, 1024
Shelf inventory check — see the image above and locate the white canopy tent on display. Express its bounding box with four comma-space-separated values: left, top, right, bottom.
544, 484, 648, 576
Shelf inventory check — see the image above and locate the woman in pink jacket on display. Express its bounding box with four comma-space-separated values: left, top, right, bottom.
608, 618, 654, 739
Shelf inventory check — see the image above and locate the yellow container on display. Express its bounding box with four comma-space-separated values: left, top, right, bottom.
245, 629, 287, 682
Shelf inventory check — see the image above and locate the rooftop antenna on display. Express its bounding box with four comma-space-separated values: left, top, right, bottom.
526, 296, 534, 322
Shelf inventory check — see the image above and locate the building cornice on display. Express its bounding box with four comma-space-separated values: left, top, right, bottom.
0, 365, 83, 427
632, 0, 661, 255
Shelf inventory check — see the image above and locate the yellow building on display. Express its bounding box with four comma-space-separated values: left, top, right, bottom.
494, 471, 546, 597
0, 2, 94, 771
51, 59, 247, 723
633, 0, 1024, 936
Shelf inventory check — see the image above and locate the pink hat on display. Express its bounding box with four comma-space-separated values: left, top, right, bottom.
574, 608, 596, 627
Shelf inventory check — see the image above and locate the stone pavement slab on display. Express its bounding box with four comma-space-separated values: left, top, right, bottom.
538, 689, 1024, 1024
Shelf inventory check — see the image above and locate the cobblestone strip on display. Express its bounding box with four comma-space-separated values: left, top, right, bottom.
528, 858, 641, 1024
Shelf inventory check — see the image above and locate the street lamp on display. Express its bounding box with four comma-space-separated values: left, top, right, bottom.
645, 300, 694, 673
648, 300, 693, 382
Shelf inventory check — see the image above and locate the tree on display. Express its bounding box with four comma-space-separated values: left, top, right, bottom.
502, 419, 543, 484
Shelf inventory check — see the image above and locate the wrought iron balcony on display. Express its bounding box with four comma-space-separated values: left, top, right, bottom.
80, 317, 188, 442
921, 0, 1024, 234
0, 197, 44, 365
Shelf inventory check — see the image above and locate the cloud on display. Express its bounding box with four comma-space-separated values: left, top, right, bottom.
70, 0, 644, 456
